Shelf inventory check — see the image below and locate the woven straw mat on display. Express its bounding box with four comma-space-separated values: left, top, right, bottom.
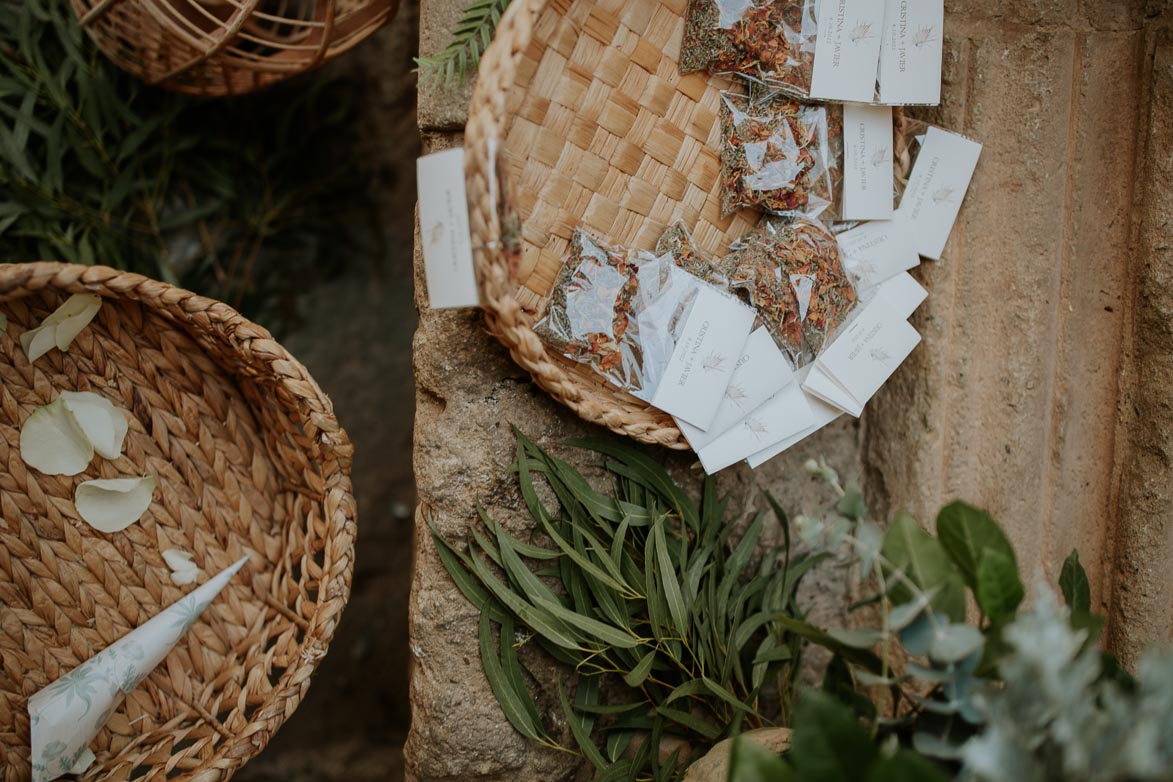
0, 264, 355, 782
466, 0, 807, 450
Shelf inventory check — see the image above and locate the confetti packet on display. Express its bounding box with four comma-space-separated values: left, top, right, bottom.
534, 230, 657, 394
682, 0, 818, 100
726, 218, 858, 365
718, 88, 842, 219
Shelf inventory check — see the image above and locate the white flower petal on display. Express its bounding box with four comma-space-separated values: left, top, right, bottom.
47, 293, 102, 351
162, 548, 201, 585
59, 391, 127, 460
22, 325, 58, 363
75, 476, 156, 533
19, 293, 101, 362
19, 398, 94, 475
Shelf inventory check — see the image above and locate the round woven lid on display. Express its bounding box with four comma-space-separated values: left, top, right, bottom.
465, 0, 915, 449
0, 263, 355, 781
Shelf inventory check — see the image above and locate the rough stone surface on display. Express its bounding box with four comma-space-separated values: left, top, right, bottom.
407, 1, 1173, 781
416, 0, 478, 130
1108, 28, 1173, 667
681, 729, 792, 782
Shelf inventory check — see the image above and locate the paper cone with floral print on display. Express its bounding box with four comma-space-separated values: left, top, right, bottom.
28, 556, 249, 782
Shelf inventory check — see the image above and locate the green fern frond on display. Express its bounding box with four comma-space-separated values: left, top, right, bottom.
414, 0, 512, 89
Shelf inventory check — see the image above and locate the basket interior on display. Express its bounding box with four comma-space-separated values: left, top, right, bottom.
502, 0, 762, 316
0, 288, 338, 779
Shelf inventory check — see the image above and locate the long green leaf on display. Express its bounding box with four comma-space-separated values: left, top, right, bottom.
654, 521, 689, 639
479, 612, 544, 741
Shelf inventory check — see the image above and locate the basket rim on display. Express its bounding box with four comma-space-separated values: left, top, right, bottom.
464, 0, 693, 450
0, 261, 356, 781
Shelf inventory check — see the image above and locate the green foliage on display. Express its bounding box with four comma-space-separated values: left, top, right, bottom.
730, 691, 949, 782
961, 591, 1173, 782
414, 0, 512, 88
0, 0, 372, 330
431, 429, 824, 780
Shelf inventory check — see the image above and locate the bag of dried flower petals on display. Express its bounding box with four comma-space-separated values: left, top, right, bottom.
534, 229, 658, 395
719, 89, 842, 220
655, 221, 730, 288
725, 218, 858, 365
681, 0, 819, 100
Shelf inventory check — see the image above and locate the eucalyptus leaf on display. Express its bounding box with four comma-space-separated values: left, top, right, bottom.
1059, 549, 1091, 613
929, 623, 985, 664
882, 513, 967, 622
935, 501, 1017, 591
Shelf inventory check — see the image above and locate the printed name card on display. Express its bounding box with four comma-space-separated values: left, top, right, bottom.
875, 271, 928, 319
696, 382, 816, 474
651, 286, 755, 431
418, 148, 480, 309
676, 327, 796, 451
879, 0, 945, 105
747, 377, 844, 468
801, 296, 922, 417
810, 0, 886, 103
838, 217, 919, 289
896, 127, 982, 260
842, 104, 895, 219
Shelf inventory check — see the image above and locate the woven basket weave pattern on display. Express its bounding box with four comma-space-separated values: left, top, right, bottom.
465, 0, 910, 448
71, 0, 394, 96
0, 263, 355, 781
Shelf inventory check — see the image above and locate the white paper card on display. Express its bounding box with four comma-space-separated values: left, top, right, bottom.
879, 0, 945, 105
675, 327, 795, 450
896, 127, 982, 260
418, 148, 480, 308
842, 104, 895, 219
802, 297, 922, 416
838, 218, 919, 290
875, 271, 928, 319
747, 369, 844, 468
29, 557, 249, 782
651, 286, 755, 430
810, 0, 886, 103
696, 383, 816, 474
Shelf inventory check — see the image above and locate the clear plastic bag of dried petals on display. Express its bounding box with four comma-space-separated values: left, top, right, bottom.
681, 0, 818, 100
719, 89, 842, 219
725, 218, 858, 365
534, 229, 658, 395
893, 114, 933, 203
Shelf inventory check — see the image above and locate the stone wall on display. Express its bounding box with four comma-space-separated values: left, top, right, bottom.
406, 1, 1173, 780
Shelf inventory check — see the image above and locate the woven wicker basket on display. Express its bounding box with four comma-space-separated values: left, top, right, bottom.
464, 0, 912, 449
0, 263, 355, 781
71, 0, 395, 96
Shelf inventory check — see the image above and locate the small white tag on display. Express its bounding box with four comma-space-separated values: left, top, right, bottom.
878, 0, 945, 105
675, 327, 796, 450
418, 148, 480, 309
801, 297, 921, 416
747, 368, 844, 468
810, 0, 886, 103
838, 217, 919, 290
842, 104, 895, 219
896, 127, 982, 260
696, 383, 816, 474
875, 271, 928, 319
651, 287, 755, 430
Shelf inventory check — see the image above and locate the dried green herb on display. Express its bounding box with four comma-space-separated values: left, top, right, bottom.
719, 89, 842, 219
655, 221, 727, 287
682, 0, 818, 99
534, 230, 652, 392
492, 144, 523, 279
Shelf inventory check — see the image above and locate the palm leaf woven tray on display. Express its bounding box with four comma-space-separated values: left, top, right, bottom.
0, 263, 355, 782
464, 0, 911, 449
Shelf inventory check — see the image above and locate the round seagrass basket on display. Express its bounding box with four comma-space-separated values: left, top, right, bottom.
0, 263, 355, 781
464, 0, 914, 449
70, 0, 396, 96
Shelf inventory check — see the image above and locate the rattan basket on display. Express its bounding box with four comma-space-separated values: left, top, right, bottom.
464, 0, 912, 450
71, 0, 395, 96
0, 263, 355, 781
